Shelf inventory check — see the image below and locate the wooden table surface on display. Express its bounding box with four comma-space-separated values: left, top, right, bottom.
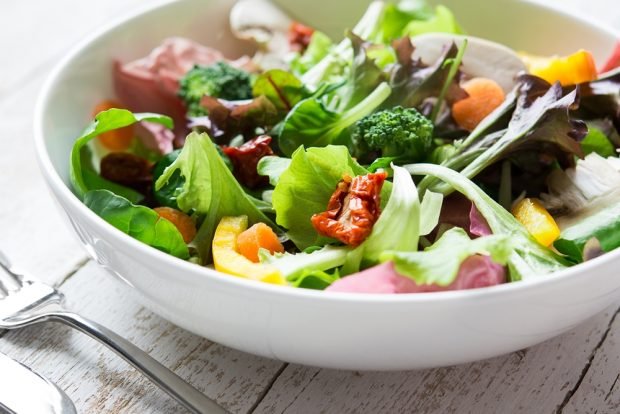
0, 1, 619, 413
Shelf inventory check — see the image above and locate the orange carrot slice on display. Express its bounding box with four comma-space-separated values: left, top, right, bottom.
451, 78, 505, 132
154, 207, 196, 243
92, 100, 135, 151
236, 223, 284, 263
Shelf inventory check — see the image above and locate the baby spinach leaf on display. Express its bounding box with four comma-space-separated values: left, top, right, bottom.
278, 82, 391, 156
84, 189, 188, 259
70, 108, 173, 201
152, 150, 184, 209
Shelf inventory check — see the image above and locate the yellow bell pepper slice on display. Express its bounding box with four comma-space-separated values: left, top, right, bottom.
522, 49, 597, 86
512, 198, 560, 247
212, 216, 286, 285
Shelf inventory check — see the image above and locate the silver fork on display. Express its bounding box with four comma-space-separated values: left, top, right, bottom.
0, 252, 227, 414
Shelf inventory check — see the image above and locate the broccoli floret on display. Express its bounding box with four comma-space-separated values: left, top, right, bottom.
178, 61, 253, 116
353, 106, 434, 161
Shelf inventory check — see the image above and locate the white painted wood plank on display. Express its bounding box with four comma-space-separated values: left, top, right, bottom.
0, 78, 86, 284
0, 0, 146, 100
253, 308, 619, 414
0, 261, 285, 413
562, 312, 620, 414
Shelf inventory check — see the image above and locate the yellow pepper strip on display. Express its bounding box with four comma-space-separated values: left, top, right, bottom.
512, 198, 561, 247
522, 49, 598, 86
212, 216, 286, 285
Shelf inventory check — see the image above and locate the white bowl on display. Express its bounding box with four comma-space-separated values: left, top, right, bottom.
34, 0, 620, 370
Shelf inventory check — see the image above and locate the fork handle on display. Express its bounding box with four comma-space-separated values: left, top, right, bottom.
48, 311, 227, 414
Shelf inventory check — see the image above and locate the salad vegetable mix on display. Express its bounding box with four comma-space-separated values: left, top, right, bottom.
70, 1, 620, 293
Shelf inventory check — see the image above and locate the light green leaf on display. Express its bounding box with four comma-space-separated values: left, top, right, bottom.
272, 145, 390, 250
406, 163, 567, 280
257, 156, 292, 186
156, 132, 278, 262
381, 228, 510, 286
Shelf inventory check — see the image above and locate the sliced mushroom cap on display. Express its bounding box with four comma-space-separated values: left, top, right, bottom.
230, 0, 292, 45
410, 33, 527, 92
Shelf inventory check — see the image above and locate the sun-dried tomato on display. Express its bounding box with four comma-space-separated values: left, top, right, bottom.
100, 152, 153, 193
289, 21, 315, 53
311, 172, 387, 246
222, 135, 274, 189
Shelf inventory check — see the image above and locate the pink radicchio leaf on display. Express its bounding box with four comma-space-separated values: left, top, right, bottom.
135, 121, 175, 155
113, 37, 247, 146
469, 203, 492, 237
326, 257, 505, 294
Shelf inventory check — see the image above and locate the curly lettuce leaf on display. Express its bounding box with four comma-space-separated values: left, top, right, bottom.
257, 156, 291, 186
272, 145, 390, 250
407, 163, 568, 281
381, 227, 510, 286
155, 132, 278, 261
403, 5, 464, 37
84, 189, 188, 259
259, 245, 349, 281
70, 109, 173, 202
289, 31, 334, 76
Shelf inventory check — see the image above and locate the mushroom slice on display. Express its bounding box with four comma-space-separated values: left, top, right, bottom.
230, 0, 292, 45
411, 33, 527, 93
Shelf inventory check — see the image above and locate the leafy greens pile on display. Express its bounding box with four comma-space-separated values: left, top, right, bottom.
68, 0, 620, 294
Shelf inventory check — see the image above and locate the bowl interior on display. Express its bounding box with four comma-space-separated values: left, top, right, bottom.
39, 0, 617, 191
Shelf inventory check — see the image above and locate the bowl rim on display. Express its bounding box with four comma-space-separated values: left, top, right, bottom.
33, 0, 620, 305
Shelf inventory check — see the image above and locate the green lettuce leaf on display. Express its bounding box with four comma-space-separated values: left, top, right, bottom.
272, 145, 390, 250
403, 5, 464, 37
381, 228, 510, 286
259, 245, 349, 280
291, 268, 340, 290
155, 132, 278, 261
406, 163, 568, 280
257, 156, 291, 186
84, 189, 188, 259
290, 31, 334, 76
70, 108, 173, 202
581, 126, 615, 157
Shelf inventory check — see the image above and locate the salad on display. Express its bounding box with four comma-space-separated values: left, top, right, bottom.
69, 0, 620, 294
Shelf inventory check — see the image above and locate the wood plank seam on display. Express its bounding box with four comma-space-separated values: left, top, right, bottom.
248, 363, 290, 414
604, 374, 620, 402
275, 368, 322, 414
557, 306, 620, 413
53, 257, 91, 288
